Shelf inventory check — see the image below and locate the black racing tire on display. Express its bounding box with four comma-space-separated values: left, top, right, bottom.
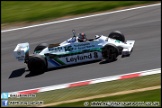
108, 31, 125, 42
102, 45, 119, 62
27, 54, 47, 73
34, 43, 48, 53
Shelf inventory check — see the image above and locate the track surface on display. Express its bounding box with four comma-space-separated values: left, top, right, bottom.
1, 5, 161, 92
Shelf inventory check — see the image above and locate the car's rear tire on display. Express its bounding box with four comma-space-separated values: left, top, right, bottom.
34, 43, 48, 53
27, 54, 47, 74
102, 45, 119, 62
108, 31, 125, 42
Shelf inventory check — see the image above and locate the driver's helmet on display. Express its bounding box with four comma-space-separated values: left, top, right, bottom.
78, 33, 87, 42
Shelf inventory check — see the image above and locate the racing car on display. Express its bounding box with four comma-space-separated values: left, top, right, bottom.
13, 30, 135, 73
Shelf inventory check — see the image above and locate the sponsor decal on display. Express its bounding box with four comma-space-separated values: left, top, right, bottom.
74, 43, 90, 47
49, 43, 96, 53
93, 52, 98, 58
64, 46, 73, 51
66, 53, 92, 62
73, 43, 95, 51
17, 51, 21, 55
49, 59, 60, 67
49, 47, 63, 52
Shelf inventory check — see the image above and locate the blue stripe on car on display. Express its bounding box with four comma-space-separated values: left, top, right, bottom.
49, 59, 60, 67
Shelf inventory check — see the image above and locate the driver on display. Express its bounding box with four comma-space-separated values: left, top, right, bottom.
78, 33, 87, 42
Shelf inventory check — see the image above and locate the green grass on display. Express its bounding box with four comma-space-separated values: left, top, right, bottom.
7, 74, 161, 107
55, 89, 161, 107
1, 1, 158, 24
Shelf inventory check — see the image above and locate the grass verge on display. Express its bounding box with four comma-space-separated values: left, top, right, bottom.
55, 89, 161, 107
2, 1, 158, 24
7, 74, 161, 107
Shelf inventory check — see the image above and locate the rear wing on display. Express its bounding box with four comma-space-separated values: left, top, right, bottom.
13, 42, 29, 62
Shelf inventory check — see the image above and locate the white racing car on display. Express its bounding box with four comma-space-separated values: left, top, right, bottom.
13, 30, 135, 73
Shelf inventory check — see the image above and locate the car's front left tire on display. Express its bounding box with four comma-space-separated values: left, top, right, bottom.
102, 45, 119, 62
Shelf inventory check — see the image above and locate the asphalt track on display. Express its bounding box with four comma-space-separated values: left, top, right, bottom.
1, 4, 161, 92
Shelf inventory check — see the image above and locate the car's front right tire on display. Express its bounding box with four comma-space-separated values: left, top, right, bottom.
108, 31, 125, 42
34, 43, 48, 54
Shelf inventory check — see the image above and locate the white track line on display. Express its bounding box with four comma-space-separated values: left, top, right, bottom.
1, 3, 160, 33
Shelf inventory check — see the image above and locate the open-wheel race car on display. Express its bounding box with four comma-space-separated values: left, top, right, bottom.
13, 30, 135, 73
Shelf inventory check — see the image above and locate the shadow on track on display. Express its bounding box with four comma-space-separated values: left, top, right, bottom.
47, 60, 101, 72
99, 58, 117, 64
10, 59, 117, 78
25, 71, 44, 78
46, 59, 117, 72
9, 68, 26, 78
9, 67, 44, 78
